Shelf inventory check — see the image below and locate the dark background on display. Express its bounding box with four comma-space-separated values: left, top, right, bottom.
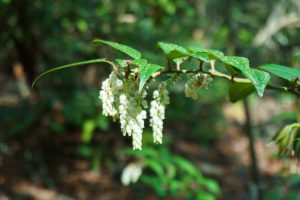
1, 0, 300, 199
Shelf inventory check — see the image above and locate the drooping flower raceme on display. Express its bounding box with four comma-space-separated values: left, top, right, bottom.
99, 72, 147, 150
99, 71, 123, 119
99, 71, 212, 149
119, 80, 147, 150
150, 83, 170, 144
185, 73, 213, 100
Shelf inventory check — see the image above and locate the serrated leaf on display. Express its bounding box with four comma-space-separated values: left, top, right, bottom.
220, 56, 250, 70
158, 42, 190, 59
139, 63, 163, 92
32, 58, 113, 87
258, 64, 300, 81
131, 59, 148, 69
93, 39, 141, 59
189, 47, 224, 60
221, 56, 270, 97
229, 82, 256, 102
248, 69, 270, 97
189, 52, 211, 62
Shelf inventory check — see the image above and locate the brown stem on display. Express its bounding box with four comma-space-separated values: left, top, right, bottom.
243, 99, 262, 200
151, 67, 300, 97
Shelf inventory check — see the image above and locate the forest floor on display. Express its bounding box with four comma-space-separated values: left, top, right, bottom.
0, 97, 299, 200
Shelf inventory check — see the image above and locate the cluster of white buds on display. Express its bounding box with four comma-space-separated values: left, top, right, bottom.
185, 73, 213, 100
118, 76, 148, 150
99, 71, 123, 119
150, 83, 170, 144
99, 71, 212, 149
99, 72, 147, 150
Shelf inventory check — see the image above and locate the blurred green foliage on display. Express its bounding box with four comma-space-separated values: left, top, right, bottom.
122, 133, 220, 200
1, 0, 300, 199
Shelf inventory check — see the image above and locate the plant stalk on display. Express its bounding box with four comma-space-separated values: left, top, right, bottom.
243, 98, 262, 200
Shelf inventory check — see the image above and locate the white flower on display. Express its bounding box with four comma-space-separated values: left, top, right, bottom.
99, 71, 123, 118
150, 83, 170, 144
121, 162, 143, 186
118, 76, 147, 150
184, 73, 212, 100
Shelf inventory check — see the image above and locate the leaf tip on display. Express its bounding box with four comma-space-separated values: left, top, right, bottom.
92, 38, 102, 44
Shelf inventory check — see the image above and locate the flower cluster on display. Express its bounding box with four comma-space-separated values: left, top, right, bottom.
185, 73, 213, 100
99, 71, 213, 149
99, 72, 147, 150
150, 83, 170, 144
118, 76, 147, 150
99, 71, 123, 119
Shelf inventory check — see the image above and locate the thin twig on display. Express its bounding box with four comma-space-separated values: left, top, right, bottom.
151, 66, 300, 97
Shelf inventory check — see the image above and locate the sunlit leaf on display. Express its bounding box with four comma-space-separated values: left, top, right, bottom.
189, 47, 224, 60
139, 63, 163, 92
158, 42, 190, 59
220, 56, 270, 97
189, 52, 211, 62
248, 69, 270, 97
93, 39, 141, 59
220, 56, 250, 71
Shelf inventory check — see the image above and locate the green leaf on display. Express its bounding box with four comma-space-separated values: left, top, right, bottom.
116, 59, 128, 68
189, 47, 224, 60
93, 39, 141, 59
189, 52, 211, 62
225, 65, 240, 76
131, 59, 148, 69
229, 82, 256, 102
196, 192, 216, 200
32, 58, 113, 87
139, 63, 163, 92
158, 42, 190, 59
144, 159, 164, 176
82, 119, 96, 143
258, 64, 300, 81
173, 156, 199, 176
220, 56, 250, 71
248, 69, 271, 97
272, 123, 300, 156
203, 179, 220, 194
220, 56, 270, 97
